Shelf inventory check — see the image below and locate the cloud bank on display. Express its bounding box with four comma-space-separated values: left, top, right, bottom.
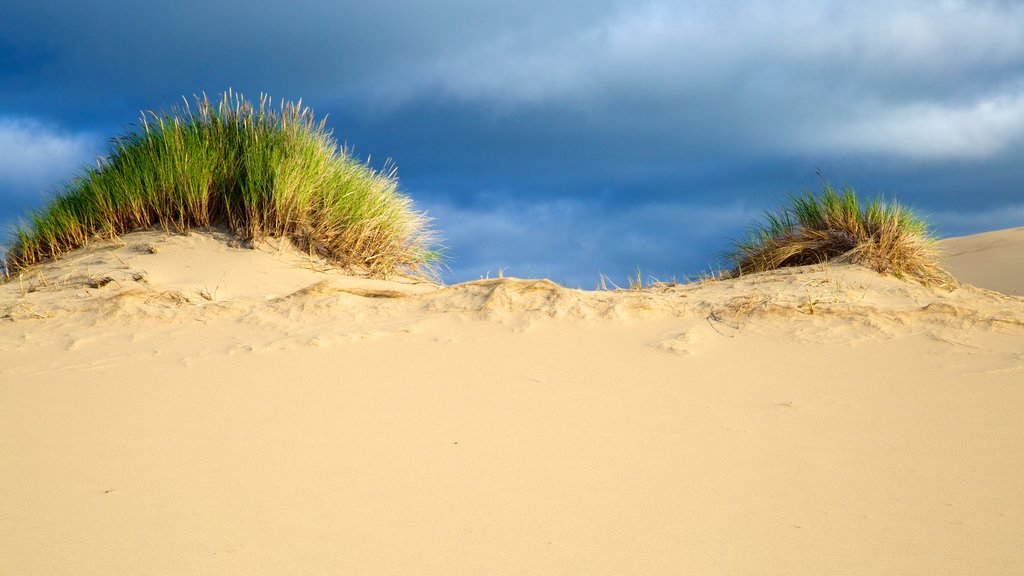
1, 0, 1022, 280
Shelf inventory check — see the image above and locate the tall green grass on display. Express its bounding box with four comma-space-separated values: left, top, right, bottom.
728, 182, 955, 287
4, 90, 440, 279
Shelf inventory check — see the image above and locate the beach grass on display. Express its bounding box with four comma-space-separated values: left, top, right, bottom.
728, 182, 955, 287
3, 90, 440, 279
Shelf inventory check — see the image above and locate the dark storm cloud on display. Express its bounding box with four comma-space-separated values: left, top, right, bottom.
2, 0, 1023, 281
0, 0, 629, 122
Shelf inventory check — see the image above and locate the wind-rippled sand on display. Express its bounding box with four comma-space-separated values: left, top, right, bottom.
2, 227, 1023, 575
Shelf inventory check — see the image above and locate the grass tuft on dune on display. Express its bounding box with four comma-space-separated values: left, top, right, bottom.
728, 182, 956, 287
4, 90, 440, 279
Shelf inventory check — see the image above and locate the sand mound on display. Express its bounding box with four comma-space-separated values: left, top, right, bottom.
2, 228, 1023, 575
941, 226, 1024, 296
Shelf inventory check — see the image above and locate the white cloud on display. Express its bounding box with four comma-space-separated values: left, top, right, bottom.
803, 87, 1024, 160
390, 0, 1024, 160
417, 0, 1024, 104
0, 117, 100, 195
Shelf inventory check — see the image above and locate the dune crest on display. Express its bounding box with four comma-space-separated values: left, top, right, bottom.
4, 229, 1021, 341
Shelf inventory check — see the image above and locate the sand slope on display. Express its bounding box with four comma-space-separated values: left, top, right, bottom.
2, 229, 1023, 575
941, 226, 1024, 296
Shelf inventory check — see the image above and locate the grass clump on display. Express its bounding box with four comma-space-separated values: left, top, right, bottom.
4, 89, 440, 279
728, 181, 955, 287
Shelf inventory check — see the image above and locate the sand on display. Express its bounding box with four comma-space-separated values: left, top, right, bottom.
2, 228, 1023, 575
940, 226, 1024, 296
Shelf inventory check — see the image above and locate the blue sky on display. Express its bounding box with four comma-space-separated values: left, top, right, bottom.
2, 0, 1022, 286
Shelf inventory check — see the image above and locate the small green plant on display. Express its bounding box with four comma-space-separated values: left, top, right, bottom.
728, 181, 955, 287
4, 89, 441, 279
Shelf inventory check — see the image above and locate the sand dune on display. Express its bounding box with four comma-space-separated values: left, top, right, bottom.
2, 228, 1023, 575
941, 226, 1024, 296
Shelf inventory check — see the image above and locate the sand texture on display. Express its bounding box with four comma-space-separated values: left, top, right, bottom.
3, 228, 1024, 575
941, 226, 1024, 296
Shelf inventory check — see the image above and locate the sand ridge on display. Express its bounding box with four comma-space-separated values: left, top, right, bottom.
4, 229, 1021, 333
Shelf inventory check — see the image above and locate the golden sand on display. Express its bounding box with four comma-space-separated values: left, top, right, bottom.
2, 228, 1022, 575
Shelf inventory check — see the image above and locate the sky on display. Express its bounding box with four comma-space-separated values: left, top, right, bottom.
2, 0, 1022, 286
